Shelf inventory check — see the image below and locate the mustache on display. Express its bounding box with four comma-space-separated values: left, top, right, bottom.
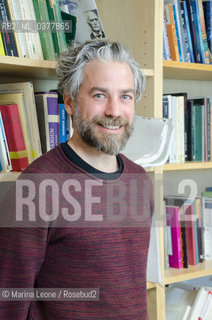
91, 116, 130, 127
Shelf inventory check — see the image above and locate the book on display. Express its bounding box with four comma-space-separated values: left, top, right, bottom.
0, 111, 12, 172
46, 0, 67, 55
0, 32, 5, 55
181, 0, 195, 63
203, 0, 212, 63
0, 0, 18, 56
32, 0, 56, 60
164, 3, 180, 61
7, 0, 30, 58
166, 205, 183, 268
60, 10, 77, 47
186, 0, 200, 63
164, 196, 199, 266
201, 197, 212, 260
179, 0, 192, 63
0, 104, 28, 171
0, 93, 33, 164
163, 10, 171, 60
197, 0, 211, 64
59, 103, 67, 143
59, 0, 105, 44
0, 82, 42, 161
35, 92, 59, 153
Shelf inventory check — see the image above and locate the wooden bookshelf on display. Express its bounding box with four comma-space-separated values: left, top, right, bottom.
0, 56, 57, 79
164, 261, 212, 285
163, 60, 212, 81
163, 161, 212, 171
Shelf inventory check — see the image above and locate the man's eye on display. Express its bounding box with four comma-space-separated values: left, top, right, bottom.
94, 93, 105, 99
122, 95, 131, 100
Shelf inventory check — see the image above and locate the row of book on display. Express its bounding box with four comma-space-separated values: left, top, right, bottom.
0, 0, 76, 60
163, 0, 212, 64
0, 82, 72, 173
166, 283, 212, 319
163, 93, 212, 163
0, 0, 105, 60
164, 188, 212, 270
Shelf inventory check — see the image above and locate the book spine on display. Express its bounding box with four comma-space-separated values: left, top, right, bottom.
7, 0, 30, 58
27, 0, 44, 60
186, 0, 200, 63
0, 111, 12, 172
198, 0, 211, 64
172, 3, 184, 62
184, 203, 197, 265
59, 103, 67, 143
47, 95, 59, 150
49, 0, 67, 52
182, 0, 195, 62
0, 104, 28, 171
0, 0, 18, 56
203, 0, 212, 63
164, 4, 180, 61
0, 32, 5, 55
192, 0, 205, 63
174, 0, 188, 62
166, 206, 183, 268
36, 0, 56, 61
179, 0, 192, 62
163, 10, 171, 60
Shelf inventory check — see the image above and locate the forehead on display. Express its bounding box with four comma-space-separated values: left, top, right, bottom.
81, 59, 134, 87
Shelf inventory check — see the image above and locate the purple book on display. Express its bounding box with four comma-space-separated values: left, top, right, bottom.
166, 205, 183, 269
35, 92, 59, 153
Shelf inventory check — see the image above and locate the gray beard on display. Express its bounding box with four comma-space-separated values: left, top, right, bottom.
73, 105, 134, 155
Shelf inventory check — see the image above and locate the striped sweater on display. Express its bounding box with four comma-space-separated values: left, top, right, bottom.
0, 144, 153, 319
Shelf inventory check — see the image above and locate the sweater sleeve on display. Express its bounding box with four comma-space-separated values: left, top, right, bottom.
0, 170, 49, 319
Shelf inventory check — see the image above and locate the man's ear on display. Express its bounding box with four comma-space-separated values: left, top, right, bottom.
63, 94, 75, 116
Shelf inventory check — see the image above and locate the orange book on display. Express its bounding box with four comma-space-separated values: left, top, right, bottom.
164, 4, 180, 61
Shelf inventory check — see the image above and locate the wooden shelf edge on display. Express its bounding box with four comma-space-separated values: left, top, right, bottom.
0, 172, 21, 182
163, 161, 212, 171
163, 60, 212, 80
0, 55, 57, 69
164, 260, 212, 285
147, 282, 157, 289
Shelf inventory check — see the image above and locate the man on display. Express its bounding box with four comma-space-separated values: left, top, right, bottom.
0, 40, 153, 319
86, 10, 105, 39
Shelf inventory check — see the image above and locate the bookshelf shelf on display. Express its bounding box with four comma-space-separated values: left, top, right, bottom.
163, 161, 212, 171
163, 60, 212, 81
164, 261, 212, 285
0, 172, 21, 182
0, 56, 57, 80
0, 56, 154, 81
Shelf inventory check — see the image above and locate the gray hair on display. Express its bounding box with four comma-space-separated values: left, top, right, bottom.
56, 40, 146, 103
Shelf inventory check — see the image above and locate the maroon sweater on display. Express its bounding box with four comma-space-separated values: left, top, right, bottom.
0, 145, 153, 320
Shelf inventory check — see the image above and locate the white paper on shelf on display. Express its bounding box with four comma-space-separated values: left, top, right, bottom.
121, 115, 174, 168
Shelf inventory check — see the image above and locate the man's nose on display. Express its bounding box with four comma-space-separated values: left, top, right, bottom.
104, 97, 121, 118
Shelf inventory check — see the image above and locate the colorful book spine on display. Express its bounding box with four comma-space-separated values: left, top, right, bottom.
0, 32, 5, 55
179, 0, 193, 62
0, 0, 18, 56
47, 0, 67, 53
0, 111, 12, 172
59, 103, 67, 143
46, 94, 59, 149
164, 3, 180, 61
166, 205, 183, 268
186, 0, 200, 63
172, 3, 183, 62
182, 0, 195, 62
203, 0, 212, 63
163, 10, 171, 60
32, 0, 56, 60
0, 104, 28, 171
184, 201, 198, 265
197, 0, 211, 64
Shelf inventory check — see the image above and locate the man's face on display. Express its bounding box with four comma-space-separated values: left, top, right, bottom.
87, 11, 100, 32
72, 59, 135, 155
